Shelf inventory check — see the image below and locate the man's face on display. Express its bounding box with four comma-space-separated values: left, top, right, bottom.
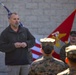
9, 14, 20, 28
70, 35, 76, 43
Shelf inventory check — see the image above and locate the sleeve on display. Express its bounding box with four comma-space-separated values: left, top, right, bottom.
0, 31, 16, 52
60, 46, 66, 62
26, 29, 35, 48
28, 63, 36, 75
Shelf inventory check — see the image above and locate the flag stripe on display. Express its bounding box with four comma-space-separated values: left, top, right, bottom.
32, 50, 42, 55
31, 46, 41, 52
35, 43, 41, 48
32, 53, 40, 59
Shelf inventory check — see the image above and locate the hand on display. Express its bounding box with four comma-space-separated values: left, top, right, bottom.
21, 42, 27, 48
14, 42, 22, 48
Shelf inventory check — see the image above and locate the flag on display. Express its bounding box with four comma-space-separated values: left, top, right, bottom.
31, 39, 42, 60
0, 2, 76, 60
0, 2, 23, 26
48, 9, 76, 59
31, 9, 76, 60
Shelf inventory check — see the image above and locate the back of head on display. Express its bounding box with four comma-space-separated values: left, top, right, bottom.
40, 38, 55, 54
65, 45, 76, 62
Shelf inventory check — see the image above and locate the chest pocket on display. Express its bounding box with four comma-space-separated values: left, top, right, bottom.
19, 33, 27, 41
8, 32, 27, 43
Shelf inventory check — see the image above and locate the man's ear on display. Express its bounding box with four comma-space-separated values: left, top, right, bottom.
51, 50, 54, 55
52, 50, 54, 53
40, 48, 43, 53
65, 57, 69, 64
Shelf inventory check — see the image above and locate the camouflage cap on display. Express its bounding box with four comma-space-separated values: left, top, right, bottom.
40, 38, 55, 54
65, 45, 76, 59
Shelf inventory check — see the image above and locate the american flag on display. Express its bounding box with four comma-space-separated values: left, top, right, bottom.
31, 39, 42, 60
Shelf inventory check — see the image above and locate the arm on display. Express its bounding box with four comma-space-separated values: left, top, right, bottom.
28, 62, 36, 75
60, 46, 66, 62
26, 29, 35, 48
0, 32, 16, 52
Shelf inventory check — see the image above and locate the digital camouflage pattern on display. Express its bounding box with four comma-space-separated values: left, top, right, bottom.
28, 56, 66, 75
57, 68, 76, 75
60, 43, 70, 62
58, 45, 76, 75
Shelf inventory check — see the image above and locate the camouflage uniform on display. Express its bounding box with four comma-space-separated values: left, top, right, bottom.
60, 31, 76, 63
57, 45, 76, 75
57, 68, 76, 75
60, 43, 70, 62
28, 56, 66, 75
